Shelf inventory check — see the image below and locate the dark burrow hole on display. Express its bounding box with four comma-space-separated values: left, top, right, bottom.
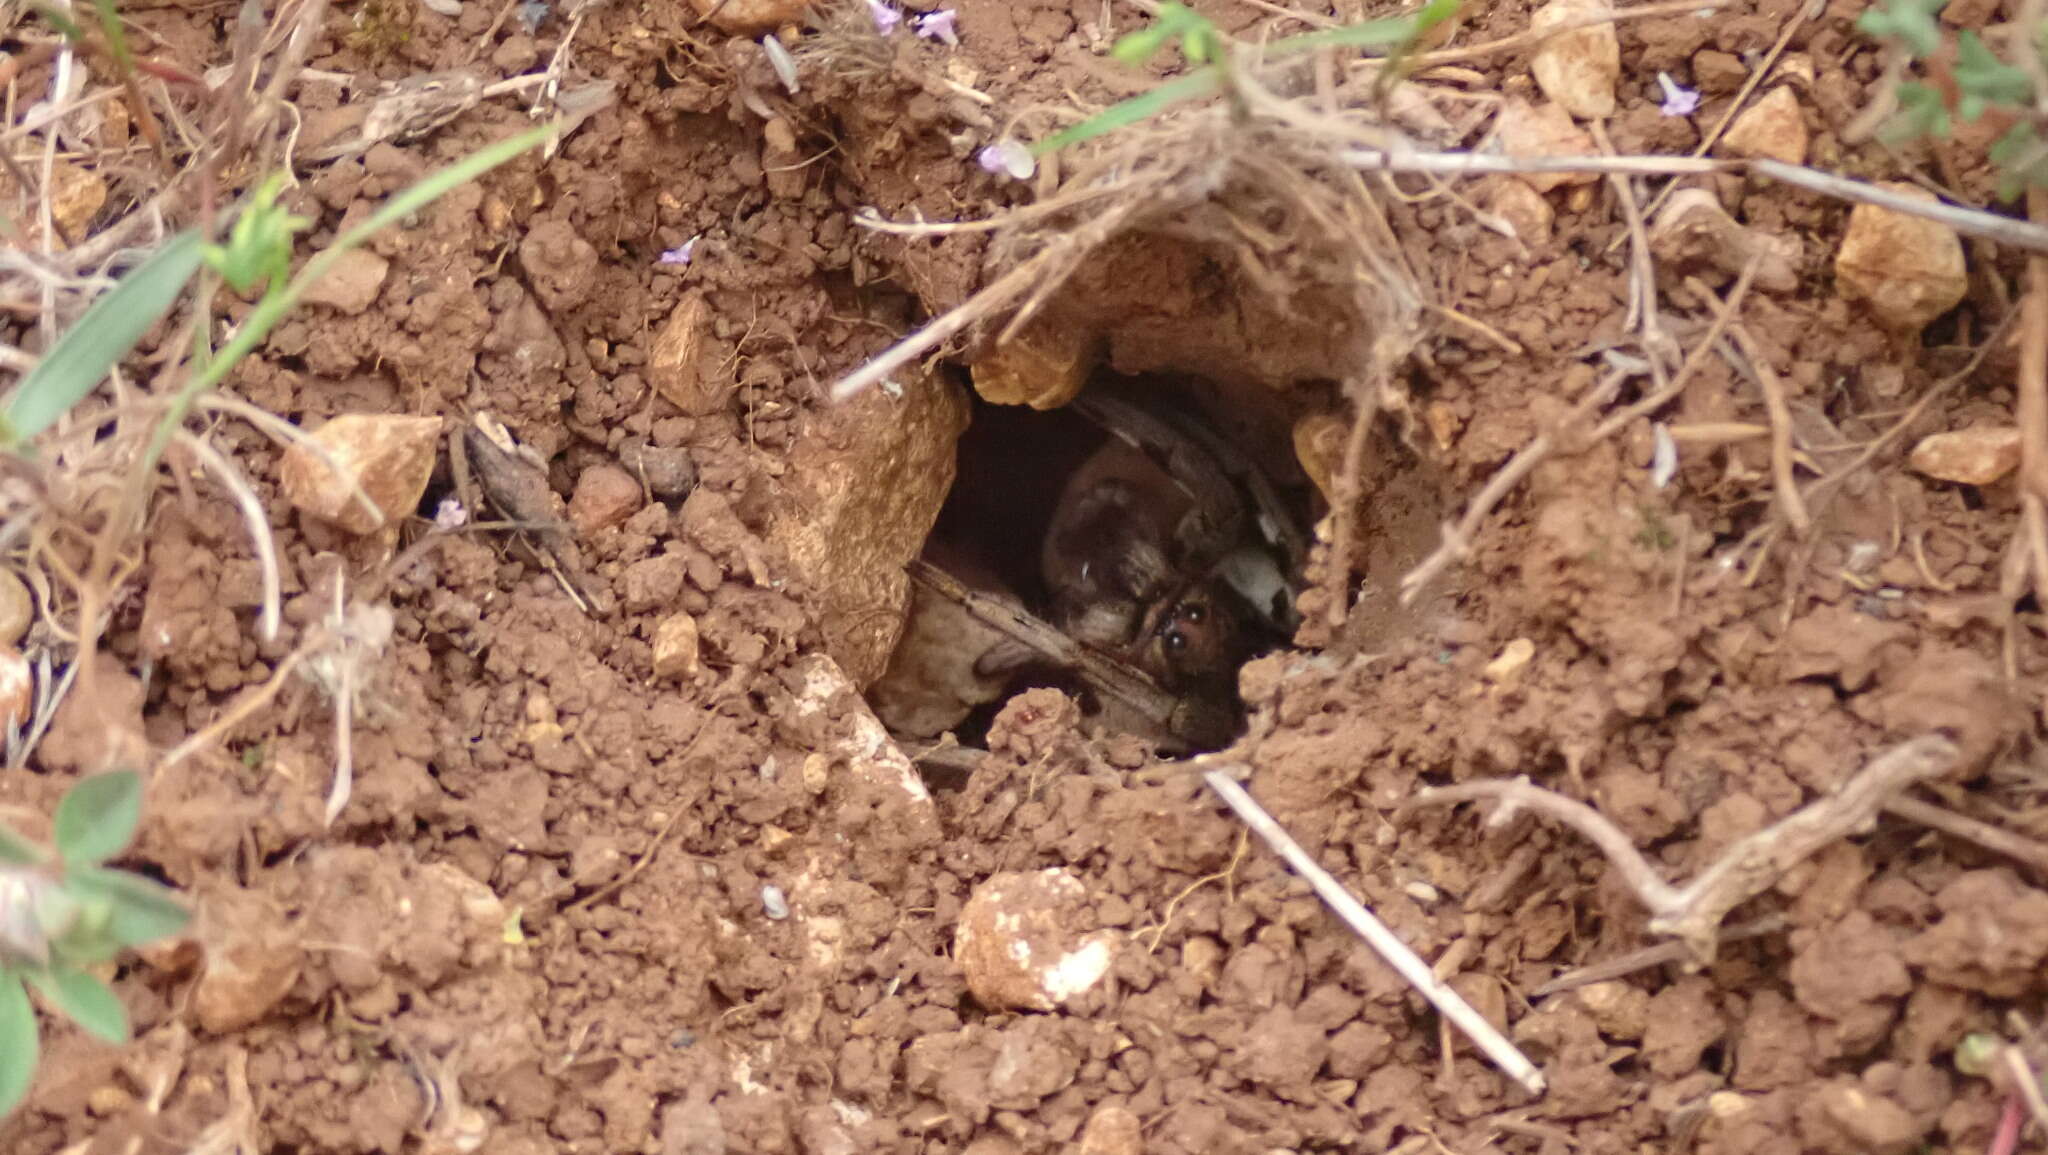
871, 371, 1327, 771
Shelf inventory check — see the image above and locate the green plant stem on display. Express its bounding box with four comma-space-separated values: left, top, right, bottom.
137, 123, 558, 479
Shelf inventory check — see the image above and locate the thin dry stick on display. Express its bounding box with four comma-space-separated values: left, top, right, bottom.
1726, 321, 1811, 536
1591, 262, 1760, 441
155, 639, 321, 773
1530, 916, 1788, 997
2023, 189, 2048, 506
1321, 374, 1382, 628
2003, 1046, 2048, 1135
1204, 769, 1547, 1096
173, 430, 281, 642
1399, 365, 1632, 605
1413, 735, 1959, 963
1336, 150, 2048, 253
1884, 796, 2048, 873
1396, 0, 1735, 69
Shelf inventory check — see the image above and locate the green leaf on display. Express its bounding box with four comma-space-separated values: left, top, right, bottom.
1111, 2, 1213, 65
1855, 0, 1947, 58
1954, 31, 2031, 121
0, 972, 37, 1118
27, 1, 85, 44
25, 968, 126, 1044
51, 771, 142, 868
2, 230, 204, 448
1034, 67, 1223, 155
1271, 0, 1460, 56
63, 868, 188, 948
0, 827, 43, 869
140, 124, 560, 479
86, 0, 135, 79
1882, 81, 1952, 144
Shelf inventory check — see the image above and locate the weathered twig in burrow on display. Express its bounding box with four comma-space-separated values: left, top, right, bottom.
1204, 769, 1548, 1096
1412, 735, 1959, 965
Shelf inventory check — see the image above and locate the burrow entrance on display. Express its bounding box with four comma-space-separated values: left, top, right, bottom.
868, 367, 1337, 759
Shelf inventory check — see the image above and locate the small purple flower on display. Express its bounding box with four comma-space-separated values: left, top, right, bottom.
864, 0, 901, 34
434, 498, 469, 530
659, 235, 700, 266
913, 9, 958, 45
976, 139, 1035, 180
1656, 72, 1699, 118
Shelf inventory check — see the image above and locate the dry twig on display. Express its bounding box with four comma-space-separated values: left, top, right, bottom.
1204, 767, 1548, 1095
1413, 735, 1959, 963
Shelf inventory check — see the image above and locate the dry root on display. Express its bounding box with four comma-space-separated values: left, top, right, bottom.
1413, 734, 1960, 964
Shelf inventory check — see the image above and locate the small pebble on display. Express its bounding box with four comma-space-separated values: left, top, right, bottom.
761, 884, 789, 920
0, 569, 32, 644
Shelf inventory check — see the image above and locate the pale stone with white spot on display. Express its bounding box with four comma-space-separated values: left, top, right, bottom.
956, 868, 1117, 1012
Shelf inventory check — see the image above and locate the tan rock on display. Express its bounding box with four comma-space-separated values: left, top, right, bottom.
1483, 637, 1535, 683
1424, 400, 1462, 452
652, 612, 701, 680
1494, 99, 1599, 192
686, 0, 805, 34
764, 368, 968, 686
193, 888, 304, 1034
1573, 979, 1651, 1040
1835, 184, 1967, 332
300, 249, 390, 314
280, 414, 443, 534
1078, 1105, 1144, 1155
1719, 85, 1807, 165
1650, 187, 1800, 293
1909, 425, 2022, 485
568, 463, 641, 534
1820, 1085, 1922, 1155
0, 645, 30, 731
1291, 412, 1348, 505
1488, 178, 1555, 246
956, 869, 1117, 1012
0, 569, 31, 645
1530, 0, 1618, 119
969, 315, 1101, 410
1778, 52, 1817, 89
0, 159, 107, 245
648, 292, 732, 415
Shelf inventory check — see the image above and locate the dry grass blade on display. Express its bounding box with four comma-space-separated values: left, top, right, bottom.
1399, 364, 1634, 604
1205, 767, 1547, 1095
172, 430, 280, 642
1413, 734, 1959, 964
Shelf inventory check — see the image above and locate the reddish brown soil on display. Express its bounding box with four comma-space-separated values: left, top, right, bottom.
6, 0, 2048, 1152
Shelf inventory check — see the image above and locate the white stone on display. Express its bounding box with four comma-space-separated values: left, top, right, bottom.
1530, 0, 1619, 119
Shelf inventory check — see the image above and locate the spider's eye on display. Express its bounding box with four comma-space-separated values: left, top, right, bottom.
1181, 602, 1206, 623
1163, 629, 1187, 653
